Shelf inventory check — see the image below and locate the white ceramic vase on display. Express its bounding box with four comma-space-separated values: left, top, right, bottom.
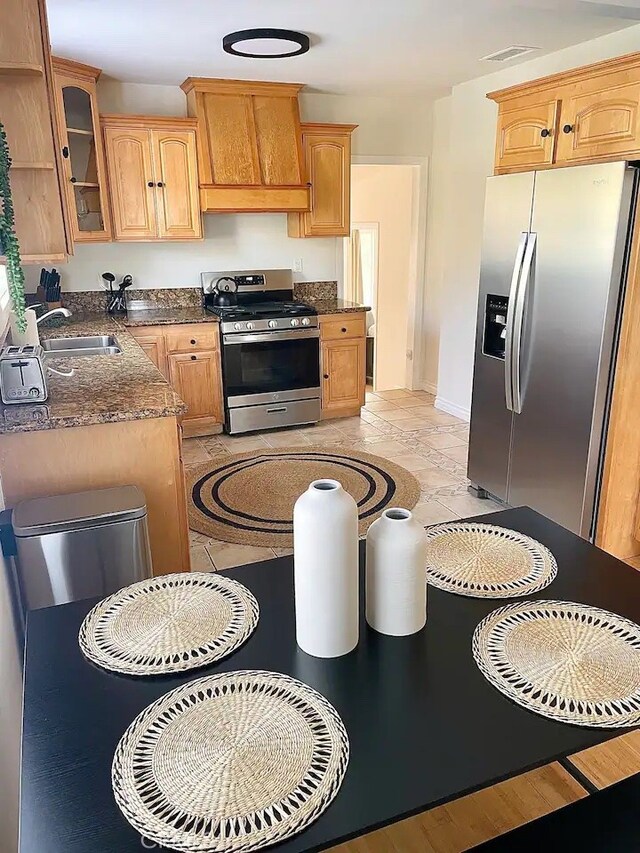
366, 508, 428, 636
293, 479, 359, 658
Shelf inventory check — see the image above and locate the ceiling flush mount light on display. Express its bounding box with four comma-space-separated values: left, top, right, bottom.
223, 28, 310, 59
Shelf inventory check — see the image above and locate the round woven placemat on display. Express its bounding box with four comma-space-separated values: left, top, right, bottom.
187, 446, 421, 547
79, 573, 259, 676
424, 522, 557, 598
112, 670, 349, 852
473, 600, 640, 727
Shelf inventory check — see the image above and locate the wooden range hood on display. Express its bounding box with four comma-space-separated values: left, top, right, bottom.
180, 77, 310, 213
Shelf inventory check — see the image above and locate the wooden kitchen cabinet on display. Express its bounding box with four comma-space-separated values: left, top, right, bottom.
129, 324, 223, 437
489, 51, 640, 174
133, 331, 168, 377
181, 77, 309, 212
0, 0, 69, 262
52, 56, 112, 243
167, 350, 223, 433
556, 78, 640, 163
102, 115, 202, 241
288, 123, 357, 238
319, 313, 366, 419
493, 99, 558, 171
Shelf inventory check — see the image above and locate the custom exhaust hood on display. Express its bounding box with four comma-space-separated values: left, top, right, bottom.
180, 77, 310, 214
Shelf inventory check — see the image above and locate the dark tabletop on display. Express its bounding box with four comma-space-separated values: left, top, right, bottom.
20, 507, 640, 853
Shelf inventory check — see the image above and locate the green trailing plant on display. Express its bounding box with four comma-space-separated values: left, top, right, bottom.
0, 121, 27, 333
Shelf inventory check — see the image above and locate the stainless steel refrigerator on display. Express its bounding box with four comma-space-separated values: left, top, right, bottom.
468, 160, 638, 539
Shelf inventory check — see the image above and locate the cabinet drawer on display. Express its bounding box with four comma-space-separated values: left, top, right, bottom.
319, 314, 366, 341
164, 326, 220, 353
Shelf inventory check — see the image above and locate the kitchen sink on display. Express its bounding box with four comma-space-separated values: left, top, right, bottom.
41, 335, 122, 357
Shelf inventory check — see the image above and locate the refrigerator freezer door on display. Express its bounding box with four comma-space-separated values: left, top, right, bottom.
468, 171, 535, 501
507, 161, 636, 536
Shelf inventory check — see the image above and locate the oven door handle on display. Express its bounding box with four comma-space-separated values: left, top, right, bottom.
223, 329, 320, 344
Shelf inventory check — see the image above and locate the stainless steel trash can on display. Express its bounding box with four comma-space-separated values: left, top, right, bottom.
12, 485, 152, 611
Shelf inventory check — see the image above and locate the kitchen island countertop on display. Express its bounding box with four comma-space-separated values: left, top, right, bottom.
0, 314, 186, 435
122, 306, 219, 326
305, 297, 370, 315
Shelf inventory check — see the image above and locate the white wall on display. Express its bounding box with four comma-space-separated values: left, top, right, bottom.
430, 23, 640, 419
25, 82, 431, 293
351, 164, 416, 391
422, 96, 451, 394
25, 214, 340, 292
301, 93, 432, 158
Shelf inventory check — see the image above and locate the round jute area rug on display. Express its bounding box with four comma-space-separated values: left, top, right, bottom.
187, 446, 421, 547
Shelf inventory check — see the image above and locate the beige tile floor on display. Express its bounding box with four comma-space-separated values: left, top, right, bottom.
184, 388, 502, 571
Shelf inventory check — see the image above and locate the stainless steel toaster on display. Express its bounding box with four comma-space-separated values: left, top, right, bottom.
0, 345, 48, 404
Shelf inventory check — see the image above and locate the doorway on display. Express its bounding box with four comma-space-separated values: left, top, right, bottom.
343, 163, 421, 392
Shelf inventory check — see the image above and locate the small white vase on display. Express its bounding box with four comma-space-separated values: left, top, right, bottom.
366, 508, 428, 636
293, 479, 359, 658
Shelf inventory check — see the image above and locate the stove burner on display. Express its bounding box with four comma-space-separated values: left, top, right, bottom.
206, 300, 317, 321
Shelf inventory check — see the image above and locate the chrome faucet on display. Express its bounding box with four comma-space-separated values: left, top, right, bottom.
36, 307, 72, 325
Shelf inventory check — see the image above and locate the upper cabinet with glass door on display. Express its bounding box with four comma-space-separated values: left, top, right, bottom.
52, 56, 112, 242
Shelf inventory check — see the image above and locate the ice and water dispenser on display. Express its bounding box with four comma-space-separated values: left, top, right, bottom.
483, 295, 509, 359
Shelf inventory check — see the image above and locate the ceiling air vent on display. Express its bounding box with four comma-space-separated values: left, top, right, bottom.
481, 46, 539, 62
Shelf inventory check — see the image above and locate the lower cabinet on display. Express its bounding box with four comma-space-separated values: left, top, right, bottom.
319, 313, 366, 419
130, 324, 223, 437
167, 350, 223, 435
133, 332, 168, 377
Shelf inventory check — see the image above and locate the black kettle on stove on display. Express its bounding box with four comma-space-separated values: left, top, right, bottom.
210, 276, 238, 307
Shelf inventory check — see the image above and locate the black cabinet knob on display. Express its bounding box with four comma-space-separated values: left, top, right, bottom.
563, 124, 575, 134
190, 355, 197, 361
147, 181, 155, 187
540, 128, 551, 138
341, 327, 347, 333
62, 146, 69, 159
70, 176, 77, 183
323, 373, 329, 379
157, 181, 164, 188
190, 339, 196, 345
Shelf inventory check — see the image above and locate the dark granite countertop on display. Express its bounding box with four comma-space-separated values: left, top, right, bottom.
123, 307, 219, 327
306, 298, 370, 315
0, 315, 187, 435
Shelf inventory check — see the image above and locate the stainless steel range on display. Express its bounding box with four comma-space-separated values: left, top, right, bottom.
202, 269, 321, 434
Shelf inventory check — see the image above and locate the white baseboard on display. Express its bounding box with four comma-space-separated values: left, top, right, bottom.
420, 379, 438, 395
435, 395, 471, 422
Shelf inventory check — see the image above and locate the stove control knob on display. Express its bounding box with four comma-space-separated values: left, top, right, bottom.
234, 322, 243, 330
268, 320, 278, 329
301, 317, 310, 326
290, 318, 300, 327
246, 322, 255, 331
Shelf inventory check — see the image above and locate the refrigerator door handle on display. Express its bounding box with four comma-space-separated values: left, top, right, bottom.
505, 232, 529, 412
512, 231, 537, 415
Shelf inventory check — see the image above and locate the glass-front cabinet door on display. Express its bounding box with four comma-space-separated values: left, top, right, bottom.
52, 57, 112, 243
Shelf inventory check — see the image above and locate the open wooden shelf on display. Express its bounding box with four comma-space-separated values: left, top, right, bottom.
0, 61, 44, 76
1, 253, 66, 264
10, 161, 55, 170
